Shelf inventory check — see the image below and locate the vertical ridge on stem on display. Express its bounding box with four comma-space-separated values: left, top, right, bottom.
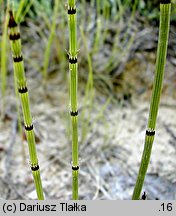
67, 0, 79, 200
132, 1, 171, 200
8, 11, 44, 200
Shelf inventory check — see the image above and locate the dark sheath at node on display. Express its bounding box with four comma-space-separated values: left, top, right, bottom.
8, 11, 18, 28
18, 86, 28, 94
70, 110, 78, 116
72, 166, 79, 171
69, 58, 77, 64
13, 55, 23, 62
25, 124, 33, 131
9, 33, 20, 40
160, 0, 171, 4
68, 8, 76, 14
31, 165, 39, 171
146, 129, 155, 136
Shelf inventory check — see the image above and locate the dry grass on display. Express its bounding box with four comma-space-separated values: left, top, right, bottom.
0, 62, 176, 199
0, 2, 176, 200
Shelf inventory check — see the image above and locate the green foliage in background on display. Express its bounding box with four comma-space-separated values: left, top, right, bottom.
0, 0, 174, 200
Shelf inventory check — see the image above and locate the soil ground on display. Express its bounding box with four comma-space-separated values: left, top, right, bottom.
0, 12, 176, 200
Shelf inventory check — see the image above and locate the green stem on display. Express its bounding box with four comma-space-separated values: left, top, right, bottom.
80, 27, 94, 143
1, 10, 8, 118
67, 0, 79, 200
8, 11, 44, 200
132, 0, 171, 200
43, 0, 59, 82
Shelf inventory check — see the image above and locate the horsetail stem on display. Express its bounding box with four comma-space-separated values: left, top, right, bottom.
67, 0, 79, 200
132, 0, 171, 200
8, 11, 44, 200
1, 10, 9, 118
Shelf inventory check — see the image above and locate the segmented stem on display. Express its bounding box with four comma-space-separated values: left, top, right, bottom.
67, 0, 79, 200
8, 11, 44, 200
132, 1, 171, 200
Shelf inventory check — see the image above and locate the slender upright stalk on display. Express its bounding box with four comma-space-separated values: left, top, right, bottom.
8, 11, 44, 200
43, 0, 59, 82
1, 10, 8, 118
80, 27, 94, 143
67, 0, 79, 200
16, 0, 34, 23
132, 0, 171, 200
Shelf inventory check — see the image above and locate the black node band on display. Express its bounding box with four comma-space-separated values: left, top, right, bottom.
9, 33, 20, 40
9, 11, 18, 28
72, 166, 79, 171
68, 8, 76, 14
25, 124, 33, 131
160, 0, 171, 4
146, 129, 155, 136
13, 55, 23, 62
69, 58, 77, 64
18, 87, 28, 94
31, 165, 39, 171
70, 111, 78, 116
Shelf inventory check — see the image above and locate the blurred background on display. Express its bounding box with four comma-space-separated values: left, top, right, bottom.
0, 0, 176, 200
